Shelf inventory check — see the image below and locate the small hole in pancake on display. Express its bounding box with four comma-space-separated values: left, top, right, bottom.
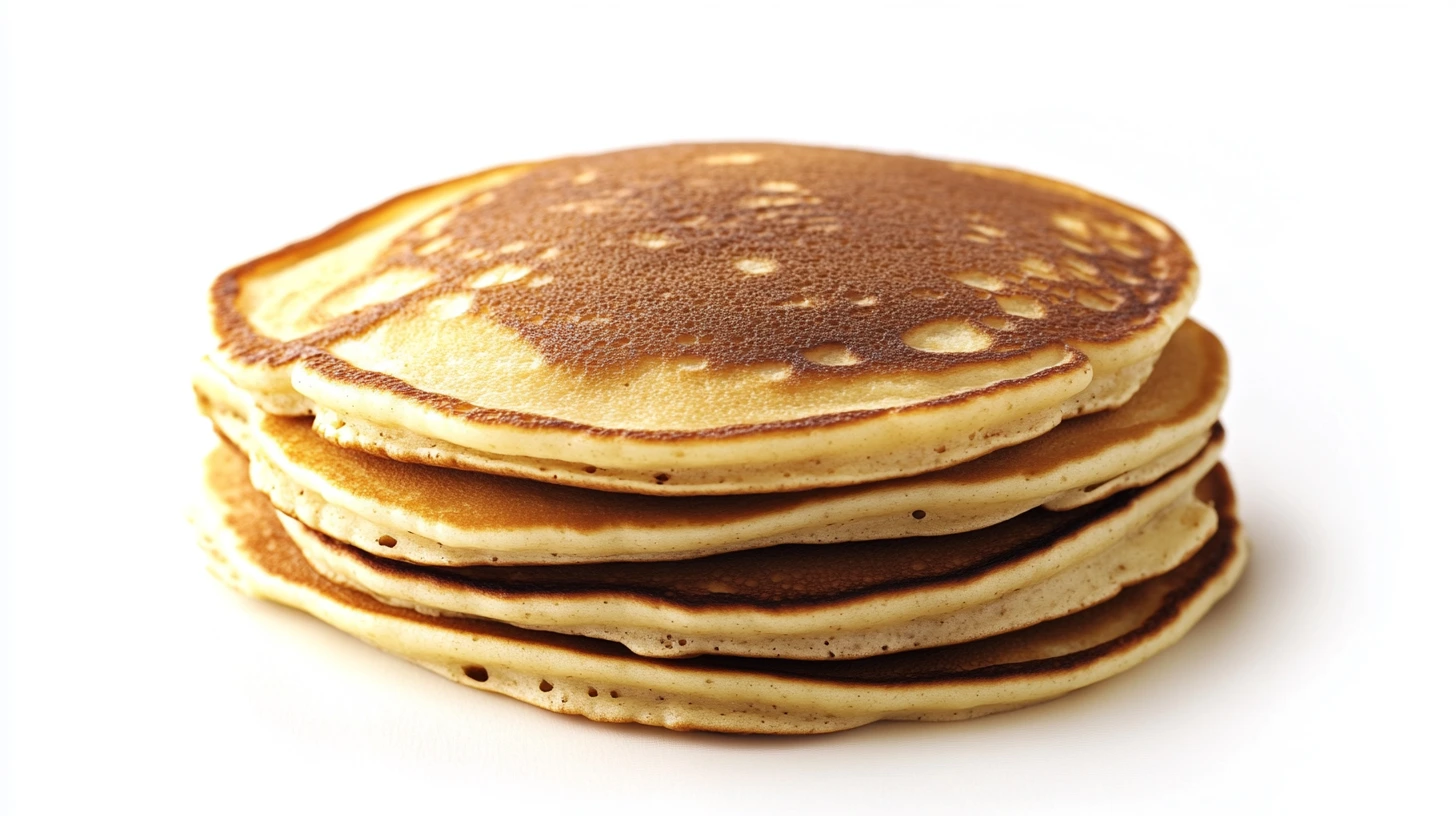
539, 680, 554, 692
1076, 289, 1124, 311
701, 152, 761, 165
376, 535, 397, 548
802, 344, 860, 366
912, 510, 927, 520
678, 639, 687, 646
631, 233, 676, 249
1094, 220, 1133, 241
995, 294, 1047, 319
948, 270, 1004, 292
470, 263, 533, 289
583, 466, 598, 474
735, 257, 778, 276
464, 666, 489, 682
902, 320, 992, 354
1108, 265, 1144, 285
1110, 240, 1145, 258
416, 236, 453, 256
654, 473, 671, 483
428, 292, 474, 320
773, 295, 817, 309
1061, 257, 1103, 283
1020, 257, 1062, 281
609, 690, 620, 698
587, 688, 598, 697
1052, 213, 1092, 239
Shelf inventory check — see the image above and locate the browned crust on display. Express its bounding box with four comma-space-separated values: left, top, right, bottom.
368, 144, 1191, 373
209, 143, 1194, 439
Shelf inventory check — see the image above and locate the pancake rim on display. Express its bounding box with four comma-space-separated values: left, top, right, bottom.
194, 322, 1227, 564
275, 437, 1219, 649
194, 445, 1247, 734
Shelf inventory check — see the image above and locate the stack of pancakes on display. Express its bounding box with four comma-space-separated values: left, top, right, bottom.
192, 143, 1245, 734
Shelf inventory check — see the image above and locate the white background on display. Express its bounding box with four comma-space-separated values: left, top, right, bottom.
3, 1, 1453, 812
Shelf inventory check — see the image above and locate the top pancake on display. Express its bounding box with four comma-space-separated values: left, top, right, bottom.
210, 144, 1197, 494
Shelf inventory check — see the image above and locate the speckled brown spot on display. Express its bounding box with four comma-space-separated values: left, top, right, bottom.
226, 144, 1190, 375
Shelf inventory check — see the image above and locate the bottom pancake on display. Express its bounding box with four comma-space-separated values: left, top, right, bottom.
193, 445, 1247, 734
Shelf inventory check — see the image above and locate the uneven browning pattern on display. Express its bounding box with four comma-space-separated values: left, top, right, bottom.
284, 144, 1192, 376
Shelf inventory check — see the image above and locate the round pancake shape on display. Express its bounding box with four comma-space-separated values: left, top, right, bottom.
279, 438, 1221, 659
194, 443, 1247, 735
196, 321, 1226, 566
208, 144, 1198, 495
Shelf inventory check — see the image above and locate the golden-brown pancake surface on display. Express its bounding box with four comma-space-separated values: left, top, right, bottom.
207, 143, 1198, 494
219, 144, 1192, 375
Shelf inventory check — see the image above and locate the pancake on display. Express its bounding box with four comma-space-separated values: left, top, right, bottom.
196, 318, 1226, 567
207, 143, 1198, 495
194, 443, 1247, 734
286, 441, 1219, 659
